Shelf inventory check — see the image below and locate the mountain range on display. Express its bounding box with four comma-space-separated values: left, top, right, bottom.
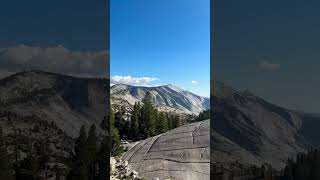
111, 84, 210, 115
0, 70, 107, 138
1, 70, 320, 172
211, 81, 320, 169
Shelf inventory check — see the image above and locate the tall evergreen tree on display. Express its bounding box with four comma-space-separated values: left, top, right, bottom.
114, 107, 127, 138
75, 125, 88, 163
141, 93, 156, 138
111, 127, 122, 156
70, 125, 88, 180
87, 125, 98, 162
166, 113, 173, 130
130, 102, 140, 140
156, 112, 168, 134
173, 114, 182, 128
97, 135, 109, 180
110, 107, 123, 156
0, 126, 14, 180
34, 138, 51, 175
86, 125, 98, 180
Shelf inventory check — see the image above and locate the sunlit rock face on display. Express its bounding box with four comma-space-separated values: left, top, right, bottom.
111, 84, 209, 115
122, 120, 210, 180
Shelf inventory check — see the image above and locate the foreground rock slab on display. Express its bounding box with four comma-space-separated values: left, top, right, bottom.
123, 120, 210, 180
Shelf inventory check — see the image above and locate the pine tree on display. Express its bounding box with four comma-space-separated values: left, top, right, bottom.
167, 113, 173, 130
97, 135, 109, 180
70, 125, 89, 180
35, 138, 51, 170
110, 107, 123, 156
173, 114, 182, 128
87, 125, 98, 162
0, 126, 14, 180
130, 102, 140, 140
156, 112, 168, 134
86, 124, 98, 180
140, 97, 156, 138
111, 127, 122, 156
114, 107, 126, 139
75, 125, 88, 163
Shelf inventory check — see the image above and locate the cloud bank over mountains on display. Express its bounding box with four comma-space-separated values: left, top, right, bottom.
0, 44, 109, 78
111, 75, 159, 86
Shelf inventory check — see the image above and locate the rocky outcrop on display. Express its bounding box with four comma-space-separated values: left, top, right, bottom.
122, 120, 210, 180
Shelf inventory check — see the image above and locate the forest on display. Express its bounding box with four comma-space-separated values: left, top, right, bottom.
110, 92, 209, 157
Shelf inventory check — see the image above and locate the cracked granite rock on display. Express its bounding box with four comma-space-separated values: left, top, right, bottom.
122, 120, 210, 180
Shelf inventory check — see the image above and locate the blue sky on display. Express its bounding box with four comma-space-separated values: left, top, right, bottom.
110, 0, 210, 97
0, 0, 108, 78
0, 0, 107, 50
214, 0, 320, 113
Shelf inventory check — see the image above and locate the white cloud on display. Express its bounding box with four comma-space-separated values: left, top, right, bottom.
0, 44, 109, 78
111, 75, 159, 86
258, 60, 280, 71
191, 80, 198, 84
0, 70, 15, 79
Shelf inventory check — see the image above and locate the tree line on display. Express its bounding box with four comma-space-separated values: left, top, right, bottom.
0, 121, 110, 180
212, 148, 320, 180
113, 93, 183, 140
194, 109, 210, 122
68, 124, 109, 180
281, 149, 320, 180
0, 124, 53, 180
110, 92, 184, 156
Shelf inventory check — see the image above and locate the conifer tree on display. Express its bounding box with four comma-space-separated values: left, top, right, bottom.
75, 125, 88, 163
87, 125, 98, 162
97, 135, 109, 180
130, 102, 140, 140
35, 138, 51, 172
71, 125, 88, 180
0, 126, 14, 180
111, 127, 122, 156
114, 107, 126, 138
86, 124, 98, 180
157, 112, 168, 134
166, 113, 173, 130
173, 114, 181, 128
141, 93, 156, 138
110, 107, 123, 156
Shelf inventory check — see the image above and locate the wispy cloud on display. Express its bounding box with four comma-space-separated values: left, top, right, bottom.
111, 75, 159, 86
258, 60, 280, 71
0, 44, 108, 78
191, 80, 198, 84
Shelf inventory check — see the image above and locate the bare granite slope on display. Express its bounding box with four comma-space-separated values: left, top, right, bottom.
211, 81, 320, 170
111, 84, 209, 115
123, 120, 210, 180
0, 70, 107, 137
